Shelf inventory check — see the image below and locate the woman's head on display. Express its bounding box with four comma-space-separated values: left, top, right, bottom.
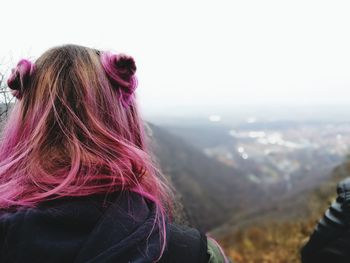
0, 44, 171, 213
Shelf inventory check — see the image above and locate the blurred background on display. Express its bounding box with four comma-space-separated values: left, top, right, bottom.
2, 1, 350, 262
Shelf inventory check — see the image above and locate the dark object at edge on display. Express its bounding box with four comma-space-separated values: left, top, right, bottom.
301, 177, 350, 263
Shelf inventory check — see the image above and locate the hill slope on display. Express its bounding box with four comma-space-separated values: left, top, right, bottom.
148, 123, 262, 231
216, 156, 350, 263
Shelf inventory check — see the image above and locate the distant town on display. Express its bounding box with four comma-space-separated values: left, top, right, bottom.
151, 107, 350, 194
204, 121, 349, 186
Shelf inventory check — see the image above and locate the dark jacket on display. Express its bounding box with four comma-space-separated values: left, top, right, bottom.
0, 191, 214, 263
301, 178, 350, 263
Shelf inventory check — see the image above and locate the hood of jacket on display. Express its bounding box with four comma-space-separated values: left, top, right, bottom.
0, 191, 163, 263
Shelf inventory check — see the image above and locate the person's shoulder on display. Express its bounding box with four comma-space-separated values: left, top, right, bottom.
159, 224, 230, 263
159, 224, 208, 263
300, 177, 350, 263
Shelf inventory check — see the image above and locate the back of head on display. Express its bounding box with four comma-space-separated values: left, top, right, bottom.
0, 44, 171, 214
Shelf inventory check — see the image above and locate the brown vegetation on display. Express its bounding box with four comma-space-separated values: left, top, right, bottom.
219, 218, 317, 263
217, 161, 348, 263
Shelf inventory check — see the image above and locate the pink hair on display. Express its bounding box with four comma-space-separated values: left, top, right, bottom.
0, 45, 172, 257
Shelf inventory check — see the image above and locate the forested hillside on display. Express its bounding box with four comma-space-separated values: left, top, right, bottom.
216, 157, 350, 263
147, 122, 350, 262
148, 123, 266, 230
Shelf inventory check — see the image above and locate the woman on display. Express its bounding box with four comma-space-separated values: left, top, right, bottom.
0, 45, 229, 263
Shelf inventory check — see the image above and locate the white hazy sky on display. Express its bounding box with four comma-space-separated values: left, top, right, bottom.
2, 0, 350, 114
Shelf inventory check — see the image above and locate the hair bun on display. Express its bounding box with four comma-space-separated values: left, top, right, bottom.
7, 59, 35, 99
100, 52, 138, 107
114, 55, 137, 80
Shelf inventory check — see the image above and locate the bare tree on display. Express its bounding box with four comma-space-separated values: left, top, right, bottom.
0, 69, 15, 124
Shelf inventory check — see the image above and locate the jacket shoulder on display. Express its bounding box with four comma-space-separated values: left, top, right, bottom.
301, 177, 350, 263
159, 224, 209, 263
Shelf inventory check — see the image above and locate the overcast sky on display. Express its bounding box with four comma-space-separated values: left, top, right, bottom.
2, 0, 350, 115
